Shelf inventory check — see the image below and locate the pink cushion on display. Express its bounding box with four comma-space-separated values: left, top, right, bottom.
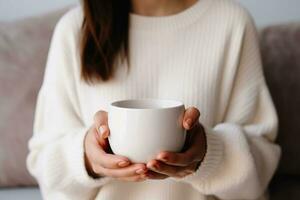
0, 8, 70, 187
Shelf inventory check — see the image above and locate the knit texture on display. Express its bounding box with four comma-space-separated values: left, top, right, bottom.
27, 0, 281, 199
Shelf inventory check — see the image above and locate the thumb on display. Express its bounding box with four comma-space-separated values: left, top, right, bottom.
99, 125, 110, 139
94, 110, 110, 139
92, 126, 110, 152
183, 107, 200, 130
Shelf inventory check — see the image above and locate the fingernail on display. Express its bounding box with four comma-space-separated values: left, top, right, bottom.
136, 168, 147, 174
118, 160, 129, 167
99, 125, 105, 133
99, 125, 107, 137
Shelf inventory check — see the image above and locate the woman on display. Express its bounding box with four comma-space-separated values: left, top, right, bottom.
27, 0, 281, 199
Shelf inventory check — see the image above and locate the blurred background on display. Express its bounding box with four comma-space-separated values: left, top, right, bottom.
1, 0, 300, 26
0, 0, 300, 200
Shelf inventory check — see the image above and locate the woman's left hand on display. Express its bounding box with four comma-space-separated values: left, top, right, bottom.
145, 107, 207, 179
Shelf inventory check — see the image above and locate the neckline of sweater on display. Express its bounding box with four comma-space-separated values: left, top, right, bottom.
129, 0, 214, 31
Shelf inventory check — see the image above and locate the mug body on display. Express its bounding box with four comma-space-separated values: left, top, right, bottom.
108, 99, 186, 163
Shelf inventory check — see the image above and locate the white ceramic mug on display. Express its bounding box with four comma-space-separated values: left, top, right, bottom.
108, 99, 186, 163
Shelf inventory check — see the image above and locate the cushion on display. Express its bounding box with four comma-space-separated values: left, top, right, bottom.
260, 23, 300, 176
0, 7, 70, 187
0, 187, 41, 200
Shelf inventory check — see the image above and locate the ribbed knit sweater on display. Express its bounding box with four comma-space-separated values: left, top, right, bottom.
27, 0, 281, 199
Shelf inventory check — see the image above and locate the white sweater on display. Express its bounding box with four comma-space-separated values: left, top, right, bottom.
27, 0, 281, 199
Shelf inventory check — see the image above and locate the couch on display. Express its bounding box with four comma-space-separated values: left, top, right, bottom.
0, 7, 299, 200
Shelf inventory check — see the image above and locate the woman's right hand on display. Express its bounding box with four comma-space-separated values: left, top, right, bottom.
84, 110, 148, 182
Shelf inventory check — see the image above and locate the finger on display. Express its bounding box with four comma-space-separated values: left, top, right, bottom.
91, 125, 109, 151
99, 125, 110, 139
96, 152, 131, 169
94, 110, 110, 139
145, 170, 168, 180
102, 163, 148, 178
155, 150, 195, 166
89, 140, 131, 169
147, 160, 179, 176
156, 132, 204, 166
147, 160, 195, 178
183, 107, 200, 130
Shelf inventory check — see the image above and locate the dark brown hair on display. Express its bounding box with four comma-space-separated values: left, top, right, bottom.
81, 0, 130, 83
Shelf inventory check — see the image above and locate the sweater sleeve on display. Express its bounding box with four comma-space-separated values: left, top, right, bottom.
26, 9, 111, 200
172, 13, 281, 200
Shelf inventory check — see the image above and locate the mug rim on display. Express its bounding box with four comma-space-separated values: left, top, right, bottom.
110, 98, 184, 110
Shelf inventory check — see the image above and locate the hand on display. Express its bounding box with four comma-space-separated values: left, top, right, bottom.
84, 110, 148, 182
145, 107, 207, 179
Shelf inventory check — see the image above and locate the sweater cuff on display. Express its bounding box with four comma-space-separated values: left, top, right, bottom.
172, 126, 224, 183
67, 127, 112, 188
